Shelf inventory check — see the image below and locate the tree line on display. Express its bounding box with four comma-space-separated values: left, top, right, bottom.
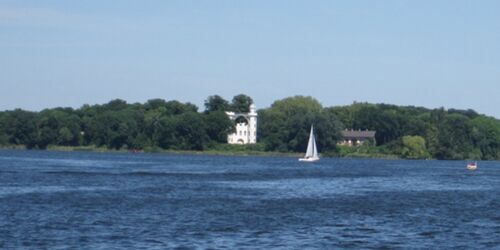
329, 102, 500, 160
0, 95, 499, 160
0, 95, 251, 151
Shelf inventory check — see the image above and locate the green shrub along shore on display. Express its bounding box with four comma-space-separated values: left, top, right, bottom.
1, 94, 499, 160
0, 143, 396, 159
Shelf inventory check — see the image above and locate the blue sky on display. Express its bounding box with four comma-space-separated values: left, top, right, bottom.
1, 0, 499, 117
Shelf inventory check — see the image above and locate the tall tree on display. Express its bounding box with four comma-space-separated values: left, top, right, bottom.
2, 109, 39, 148
470, 116, 500, 159
204, 95, 230, 113
204, 111, 234, 143
165, 101, 198, 115
231, 94, 253, 113
173, 112, 208, 150
434, 113, 475, 159
144, 99, 168, 111
259, 96, 341, 152
400, 135, 430, 159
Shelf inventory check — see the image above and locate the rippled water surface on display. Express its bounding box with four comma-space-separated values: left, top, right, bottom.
1, 150, 499, 249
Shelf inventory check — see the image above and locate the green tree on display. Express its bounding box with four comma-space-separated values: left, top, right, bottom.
58, 127, 74, 145
434, 113, 474, 159
470, 116, 500, 159
204, 111, 234, 143
154, 116, 177, 149
231, 94, 253, 113
36, 109, 83, 148
165, 100, 198, 115
173, 112, 207, 150
204, 95, 230, 113
104, 99, 128, 111
3, 109, 39, 148
144, 99, 168, 111
400, 135, 430, 159
0, 112, 7, 145
259, 96, 341, 152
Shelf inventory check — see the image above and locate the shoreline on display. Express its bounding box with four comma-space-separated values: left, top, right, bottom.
0, 145, 303, 158
0, 144, 404, 160
1, 145, 484, 161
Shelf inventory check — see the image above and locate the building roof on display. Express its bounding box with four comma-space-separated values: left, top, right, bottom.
341, 130, 376, 139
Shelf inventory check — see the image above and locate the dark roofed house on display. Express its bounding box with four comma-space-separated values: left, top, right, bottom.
338, 129, 376, 146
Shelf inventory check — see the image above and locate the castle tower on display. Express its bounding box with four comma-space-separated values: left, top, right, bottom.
226, 104, 258, 144
247, 104, 257, 143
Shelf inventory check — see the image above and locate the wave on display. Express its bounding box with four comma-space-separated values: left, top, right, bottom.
41, 170, 249, 178
0, 170, 18, 174
42, 170, 112, 176
0, 186, 113, 198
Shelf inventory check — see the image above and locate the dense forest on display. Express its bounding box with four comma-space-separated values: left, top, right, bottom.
0, 95, 499, 160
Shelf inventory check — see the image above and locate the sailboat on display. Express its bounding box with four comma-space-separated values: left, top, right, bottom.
299, 125, 320, 162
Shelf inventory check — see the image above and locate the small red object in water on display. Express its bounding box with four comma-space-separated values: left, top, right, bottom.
467, 162, 477, 170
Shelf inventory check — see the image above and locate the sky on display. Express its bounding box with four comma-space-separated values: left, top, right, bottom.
1, 0, 499, 117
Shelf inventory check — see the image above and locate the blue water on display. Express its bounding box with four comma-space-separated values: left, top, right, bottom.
0, 150, 499, 249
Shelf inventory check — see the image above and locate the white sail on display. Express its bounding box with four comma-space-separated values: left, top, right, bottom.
299, 125, 319, 162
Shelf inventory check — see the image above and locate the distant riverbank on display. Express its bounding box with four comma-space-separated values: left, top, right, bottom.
0, 144, 303, 158
2, 97, 497, 161
0, 144, 403, 160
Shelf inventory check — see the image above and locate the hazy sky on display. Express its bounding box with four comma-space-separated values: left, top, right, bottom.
1, 1, 499, 117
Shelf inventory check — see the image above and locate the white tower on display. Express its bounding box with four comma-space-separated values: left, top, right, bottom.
226, 104, 258, 144
247, 104, 257, 143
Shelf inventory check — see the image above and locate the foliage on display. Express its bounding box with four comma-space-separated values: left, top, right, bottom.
331, 103, 500, 160
434, 114, 475, 159
258, 96, 342, 152
206, 142, 266, 152
470, 116, 500, 160
1, 109, 39, 148
399, 136, 430, 159
1, 96, 500, 160
231, 94, 253, 113
204, 95, 230, 113
333, 144, 398, 159
0, 97, 231, 151
204, 111, 235, 143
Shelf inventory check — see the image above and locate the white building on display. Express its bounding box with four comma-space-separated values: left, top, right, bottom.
226, 104, 258, 144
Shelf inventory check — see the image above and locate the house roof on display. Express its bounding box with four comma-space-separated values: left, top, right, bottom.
341, 130, 376, 139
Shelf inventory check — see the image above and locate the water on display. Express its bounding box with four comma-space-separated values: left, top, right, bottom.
0, 150, 499, 249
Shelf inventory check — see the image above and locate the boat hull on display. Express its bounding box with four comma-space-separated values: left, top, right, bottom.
299, 157, 320, 162
467, 164, 477, 170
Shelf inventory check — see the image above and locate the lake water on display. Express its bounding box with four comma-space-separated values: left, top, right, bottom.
0, 150, 499, 249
